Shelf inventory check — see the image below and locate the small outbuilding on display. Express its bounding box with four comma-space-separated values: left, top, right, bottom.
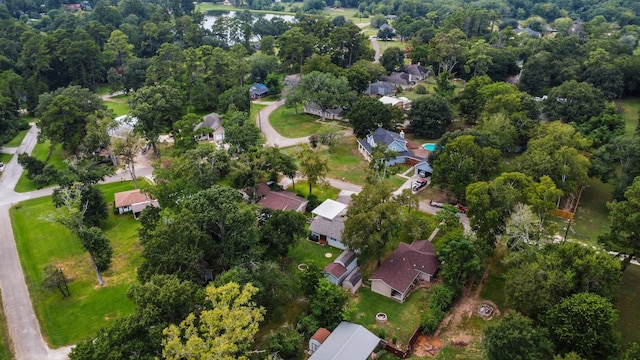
309, 327, 331, 354
250, 83, 269, 99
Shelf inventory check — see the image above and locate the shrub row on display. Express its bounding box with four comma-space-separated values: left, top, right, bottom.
421, 284, 459, 333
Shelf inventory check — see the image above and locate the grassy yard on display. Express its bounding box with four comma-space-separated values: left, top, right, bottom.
10, 181, 141, 346
0, 153, 11, 164
617, 97, 640, 134
269, 105, 324, 138
351, 287, 429, 346
286, 238, 342, 273
288, 180, 339, 201
0, 292, 13, 360
4, 128, 29, 148
14, 142, 67, 193
104, 94, 130, 117
326, 136, 369, 184
617, 265, 640, 348
567, 177, 613, 245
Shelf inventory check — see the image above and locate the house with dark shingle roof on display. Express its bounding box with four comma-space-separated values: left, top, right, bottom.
402, 64, 428, 81
255, 183, 308, 213
369, 240, 440, 302
194, 112, 224, 142
363, 81, 396, 96
382, 72, 412, 87
357, 127, 424, 166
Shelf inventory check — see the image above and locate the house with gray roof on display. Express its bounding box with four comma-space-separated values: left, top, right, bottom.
309, 199, 348, 249
357, 127, 424, 166
363, 81, 396, 96
309, 321, 382, 359
514, 27, 541, 37
194, 112, 224, 142
370, 240, 440, 302
402, 64, 428, 81
382, 72, 412, 87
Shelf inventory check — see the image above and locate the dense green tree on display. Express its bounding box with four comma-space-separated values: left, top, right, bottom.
277, 27, 317, 73
437, 233, 481, 286
599, 176, 640, 271
218, 85, 250, 113
259, 209, 306, 260
346, 96, 402, 138
248, 52, 279, 83
162, 282, 265, 360
223, 108, 262, 156
328, 22, 373, 68
263, 324, 303, 360
590, 134, 640, 200
343, 182, 402, 266
483, 313, 554, 360
456, 75, 493, 125
544, 81, 606, 125
112, 130, 144, 189
296, 144, 329, 195
380, 47, 405, 74
306, 278, 349, 330
544, 293, 619, 360
408, 94, 453, 138
36, 86, 109, 156
431, 135, 501, 200
130, 84, 185, 157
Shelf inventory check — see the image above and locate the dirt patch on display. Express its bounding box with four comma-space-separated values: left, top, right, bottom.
412, 335, 443, 357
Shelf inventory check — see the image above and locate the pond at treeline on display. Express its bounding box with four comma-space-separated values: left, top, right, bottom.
202, 10, 295, 30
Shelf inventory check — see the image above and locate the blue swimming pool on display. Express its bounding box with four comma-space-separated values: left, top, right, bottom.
422, 143, 436, 151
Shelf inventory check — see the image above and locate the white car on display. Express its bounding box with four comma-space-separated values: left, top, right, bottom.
0, 162, 4, 172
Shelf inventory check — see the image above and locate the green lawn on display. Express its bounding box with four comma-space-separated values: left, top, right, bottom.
96, 84, 112, 96
617, 265, 640, 348
4, 128, 29, 148
0, 153, 11, 164
567, 177, 613, 245
617, 97, 640, 134
288, 180, 339, 201
351, 287, 429, 346
269, 105, 324, 138
326, 136, 369, 184
14, 142, 67, 193
104, 95, 130, 117
0, 291, 13, 360
286, 238, 342, 273
10, 182, 141, 346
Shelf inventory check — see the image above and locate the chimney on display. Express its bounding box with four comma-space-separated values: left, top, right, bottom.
400, 130, 405, 139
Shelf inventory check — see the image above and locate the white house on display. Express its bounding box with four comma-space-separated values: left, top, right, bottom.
194, 113, 224, 142
309, 199, 348, 249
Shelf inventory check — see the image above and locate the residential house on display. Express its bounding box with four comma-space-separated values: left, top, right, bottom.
255, 183, 308, 213
114, 189, 159, 219
309, 199, 348, 249
514, 27, 541, 37
194, 112, 224, 142
363, 81, 396, 97
309, 321, 382, 359
382, 72, 412, 87
303, 102, 344, 121
323, 250, 362, 294
369, 240, 440, 302
402, 64, 428, 81
283, 74, 301, 87
357, 127, 424, 166
250, 83, 269, 99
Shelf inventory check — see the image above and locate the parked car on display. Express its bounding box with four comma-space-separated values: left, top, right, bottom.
0, 162, 4, 172
412, 178, 428, 191
429, 200, 444, 208
456, 203, 467, 213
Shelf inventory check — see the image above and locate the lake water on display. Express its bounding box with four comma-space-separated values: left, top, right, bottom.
202, 10, 295, 30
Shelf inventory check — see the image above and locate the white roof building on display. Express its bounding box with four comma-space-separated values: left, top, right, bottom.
312, 199, 348, 220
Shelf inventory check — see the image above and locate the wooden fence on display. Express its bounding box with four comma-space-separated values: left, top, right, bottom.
383, 327, 424, 359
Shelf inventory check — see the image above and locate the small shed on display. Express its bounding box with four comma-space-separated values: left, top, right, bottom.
309, 322, 381, 360
309, 327, 331, 354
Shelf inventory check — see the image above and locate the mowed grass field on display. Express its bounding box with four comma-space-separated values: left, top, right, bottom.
617, 97, 640, 134
617, 264, 640, 348
10, 181, 141, 346
269, 105, 324, 138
